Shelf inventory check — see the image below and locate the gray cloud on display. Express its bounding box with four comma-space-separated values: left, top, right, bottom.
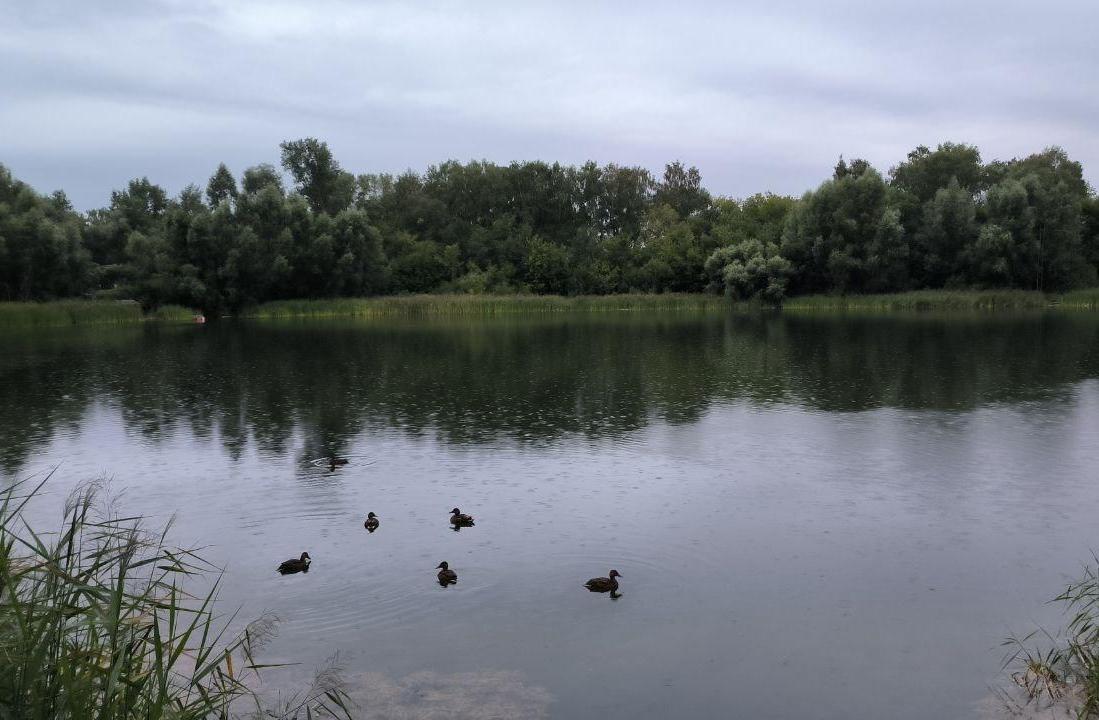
1, 0, 1096, 209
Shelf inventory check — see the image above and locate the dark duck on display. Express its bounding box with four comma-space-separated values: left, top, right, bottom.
277, 552, 311, 575
436, 561, 458, 586
449, 508, 475, 527
584, 569, 621, 594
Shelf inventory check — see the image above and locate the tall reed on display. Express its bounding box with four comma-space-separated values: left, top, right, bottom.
0, 473, 352, 719
1002, 557, 1099, 717
0, 301, 198, 328
244, 293, 728, 319
782, 290, 1050, 312
1059, 288, 1099, 309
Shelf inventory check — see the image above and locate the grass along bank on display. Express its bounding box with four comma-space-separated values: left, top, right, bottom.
242, 293, 729, 319
1060, 288, 1099, 309
244, 290, 1093, 320
781, 290, 1052, 312
7, 289, 1099, 326
0, 300, 196, 328
0, 475, 352, 720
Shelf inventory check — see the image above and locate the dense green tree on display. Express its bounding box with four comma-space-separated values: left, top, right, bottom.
205, 163, 238, 207
890, 143, 984, 203
782, 162, 896, 294
4, 141, 1098, 311
0, 165, 90, 300
654, 161, 710, 218
705, 239, 791, 302
913, 179, 978, 286
241, 164, 284, 195
279, 138, 355, 215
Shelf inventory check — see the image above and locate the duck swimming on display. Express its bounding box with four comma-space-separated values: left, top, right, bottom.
277, 552, 311, 575
584, 569, 621, 593
449, 508, 475, 527
436, 561, 457, 586
364, 512, 379, 532
327, 457, 349, 471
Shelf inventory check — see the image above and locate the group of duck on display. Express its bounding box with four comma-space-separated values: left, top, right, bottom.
277, 473, 623, 596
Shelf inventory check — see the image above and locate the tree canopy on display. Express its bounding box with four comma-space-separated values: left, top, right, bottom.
1, 140, 1095, 308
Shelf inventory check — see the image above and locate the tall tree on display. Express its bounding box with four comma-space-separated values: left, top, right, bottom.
205, 163, 238, 207
279, 138, 355, 215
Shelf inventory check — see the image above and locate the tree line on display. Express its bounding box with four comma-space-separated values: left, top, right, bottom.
2, 140, 1097, 310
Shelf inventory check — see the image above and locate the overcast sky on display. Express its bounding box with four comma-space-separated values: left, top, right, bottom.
2, 0, 1096, 210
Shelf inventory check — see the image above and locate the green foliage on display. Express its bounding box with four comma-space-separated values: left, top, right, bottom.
279, 138, 355, 216
782, 163, 895, 294
205, 163, 238, 208
782, 289, 1048, 311
890, 142, 984, 203
0, 165, 92, 301
3, 141, 1099, 310
705, 239, 791, 303
244, 293, 728, 319
0, 475, 353, 720
0, 300, 197, 327
1002, 558, 1099, 717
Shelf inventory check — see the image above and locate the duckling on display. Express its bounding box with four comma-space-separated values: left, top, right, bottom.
277, 552, 311, 575
584, 569, 621, 593
364, 512, 379, 532
327, 457, 349, 471
436, 561, 457, 586
449, 508, 475, 527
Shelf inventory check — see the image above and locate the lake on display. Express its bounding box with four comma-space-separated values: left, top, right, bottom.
3, 311, 1099, 719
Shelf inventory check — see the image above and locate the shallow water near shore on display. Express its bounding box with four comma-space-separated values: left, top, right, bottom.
4, 311, 1099, 719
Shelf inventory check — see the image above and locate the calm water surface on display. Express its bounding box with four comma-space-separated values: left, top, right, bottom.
3, 312, 1099, 719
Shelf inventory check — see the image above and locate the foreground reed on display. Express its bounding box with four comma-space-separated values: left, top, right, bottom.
1001, 558, 1099, 717
0, 474, 352, 720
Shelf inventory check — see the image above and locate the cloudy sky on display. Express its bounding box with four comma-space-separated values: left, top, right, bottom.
2, 0, 1096, 210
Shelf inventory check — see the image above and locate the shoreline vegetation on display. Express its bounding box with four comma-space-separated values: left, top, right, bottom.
6, 289, 1099, 327
4, 140, 1099, 316
0, 475, 352, 720
0, 300, 194, 327
4, 289, 1099, 327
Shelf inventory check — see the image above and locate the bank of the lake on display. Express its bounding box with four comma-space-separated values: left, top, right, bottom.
6, 289, 1099, 327
239, 290, 1099, 319
0, 300, 195, 328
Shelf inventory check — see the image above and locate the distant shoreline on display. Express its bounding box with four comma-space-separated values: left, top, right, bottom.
3, 289, 1099, 327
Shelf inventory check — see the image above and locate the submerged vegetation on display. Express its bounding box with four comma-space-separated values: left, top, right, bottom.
2, 140, 1098, 313
1002, 559, 1099, 717
0, 475, 352, 719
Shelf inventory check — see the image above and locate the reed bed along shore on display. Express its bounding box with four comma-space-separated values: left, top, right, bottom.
1059, 288, 1099, 309
0, 300, 195, 328
7, 289, 1099, 327
782, 290, 1052, 312
243, 293, 730, 319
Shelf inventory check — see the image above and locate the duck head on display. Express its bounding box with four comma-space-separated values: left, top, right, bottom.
367, 512, 376, 519
300, 552, 311, 563
436, 561, 449, 570
609, 569, 621, 578
450, 508, 461, 515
